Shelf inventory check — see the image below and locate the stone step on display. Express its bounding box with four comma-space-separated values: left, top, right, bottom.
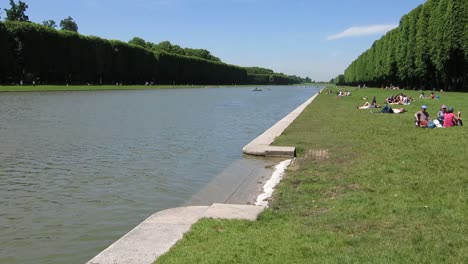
87, 204, 265, 264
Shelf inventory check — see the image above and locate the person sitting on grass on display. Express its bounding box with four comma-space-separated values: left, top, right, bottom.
458, 111, 463, 126
386, 95, 394, 104
437, 105, 447, 126
415, 105, 430, 127
443, 107, 462, 127
391, 95, 402, 104
371, 96, 377, 107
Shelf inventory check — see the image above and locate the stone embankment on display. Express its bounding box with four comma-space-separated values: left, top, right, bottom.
87, 90, 321, 264
242, 92, 320, 157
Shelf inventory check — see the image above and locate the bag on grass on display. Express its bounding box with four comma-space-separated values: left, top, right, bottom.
427, 120, 436, 128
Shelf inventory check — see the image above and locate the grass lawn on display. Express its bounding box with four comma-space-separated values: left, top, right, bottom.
156, 87, 468, 263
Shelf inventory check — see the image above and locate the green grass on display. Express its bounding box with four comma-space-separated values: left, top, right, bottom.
156, 87, 468, 264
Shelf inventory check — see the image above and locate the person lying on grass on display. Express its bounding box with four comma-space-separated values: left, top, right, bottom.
371, 104, 406, 114
392, 108, 406, 113
358, 102, 381, 109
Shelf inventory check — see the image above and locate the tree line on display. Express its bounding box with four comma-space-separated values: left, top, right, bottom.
3, 0, 78, 31
337, 0, 467, 91
128, 37, 221, 62
0, 0, 309, 86
0, 21, 249, 85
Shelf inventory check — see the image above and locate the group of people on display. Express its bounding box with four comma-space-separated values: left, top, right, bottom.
356, 96, 463, 126
386, 93, 413, 105
357, 96, 407, 113
383, 85, 401, 90
337, 90, 352, 97
415, 104, 463, 128
419, 91, 440, 100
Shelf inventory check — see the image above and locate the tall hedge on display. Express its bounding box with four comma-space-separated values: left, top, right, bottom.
342, 0, 467, 91
156, 51, 247, 85
0, 21, 252, 85
0, 22, 15, 83
0, 21, 306, 85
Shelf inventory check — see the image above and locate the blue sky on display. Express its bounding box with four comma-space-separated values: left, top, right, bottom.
3, 0, 426, 81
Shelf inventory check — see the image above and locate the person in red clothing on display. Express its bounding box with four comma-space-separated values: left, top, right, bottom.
443, 107, 462, 127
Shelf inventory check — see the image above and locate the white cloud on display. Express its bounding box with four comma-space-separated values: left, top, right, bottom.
326, 24, 398, 40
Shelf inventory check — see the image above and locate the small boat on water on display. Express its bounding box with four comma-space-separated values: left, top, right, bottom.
252, 87, 262, 91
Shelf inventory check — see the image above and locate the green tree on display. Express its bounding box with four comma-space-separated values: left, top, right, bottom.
42, 20, 57, 28
414, 3, 431, 88
244, 67, 274, 75
342, 0, 467, 91
0, 22, 15, 82
334, 74, 345, 85
4, 0, 29, 22
128, 37, 146, 48
60, 16, 78, 32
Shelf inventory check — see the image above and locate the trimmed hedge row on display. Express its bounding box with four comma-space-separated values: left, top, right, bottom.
0, 21, 250, 85
0, 22, 14, 79
342, 0, 467, 91
1, 21, 303, 86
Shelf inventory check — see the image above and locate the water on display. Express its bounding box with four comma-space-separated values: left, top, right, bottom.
0, 86, 319, 264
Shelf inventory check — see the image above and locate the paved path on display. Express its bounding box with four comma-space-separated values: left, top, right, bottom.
87, 204, 265, 264
242, 92, 319, 157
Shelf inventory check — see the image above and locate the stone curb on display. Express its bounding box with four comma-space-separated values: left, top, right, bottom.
86, 204, 265, 264
242, 92, 320, 157
87, 89, 321, 264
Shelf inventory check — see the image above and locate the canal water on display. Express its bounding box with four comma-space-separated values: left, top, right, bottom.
0, 86, 319, 264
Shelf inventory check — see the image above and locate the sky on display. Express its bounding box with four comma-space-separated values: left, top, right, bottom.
2, 0, 426, 81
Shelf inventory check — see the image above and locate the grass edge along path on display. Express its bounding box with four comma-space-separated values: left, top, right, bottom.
156, 87, 468, 264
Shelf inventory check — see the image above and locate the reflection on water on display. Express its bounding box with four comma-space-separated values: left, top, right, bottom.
0, 86, 318, 264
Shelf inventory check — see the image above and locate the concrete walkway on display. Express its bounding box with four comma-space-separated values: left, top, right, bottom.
242, 92, 319, 157
87, 204, 265, 264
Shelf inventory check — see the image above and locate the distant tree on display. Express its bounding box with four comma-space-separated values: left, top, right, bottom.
155, 41, 185, 55
4, 0, 29, 22
128, 37, 146, 48
334, 74, 345, 85
184, 48, 221, 62
60, 16, 78, 32
42, 20, 57, 28
244, 67, 274, 75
